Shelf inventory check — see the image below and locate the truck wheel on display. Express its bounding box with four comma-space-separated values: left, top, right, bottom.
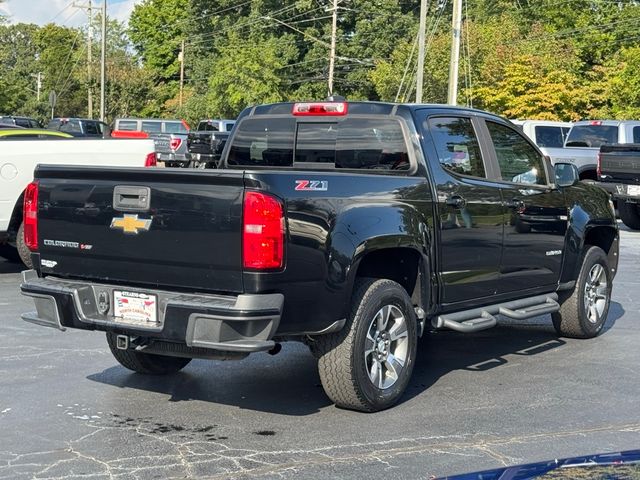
618, 202, 640, 230
316, 278, 417, 412
16, 223, 33, 269
552, 246, 611, 339
106, 333, 191, 374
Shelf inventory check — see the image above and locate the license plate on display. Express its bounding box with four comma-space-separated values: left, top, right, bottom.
113, 291, 158, 324
627, 185, 640, 196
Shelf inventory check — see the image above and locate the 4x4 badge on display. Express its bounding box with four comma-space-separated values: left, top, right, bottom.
110, 214, 152, 235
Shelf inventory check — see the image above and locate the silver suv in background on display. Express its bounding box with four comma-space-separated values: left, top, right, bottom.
113, 118, 190, 167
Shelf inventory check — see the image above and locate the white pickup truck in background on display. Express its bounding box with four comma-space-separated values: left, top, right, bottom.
542, 120, 640, 180
512, 120, 573, 151
0, 137, 157, 266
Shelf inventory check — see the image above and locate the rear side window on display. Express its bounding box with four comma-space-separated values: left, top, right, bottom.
60, 121, 81, 134
118, 120, 138, 131
566, 124, 618, 147
84, 122, 99, 135
487, 121, 547, 185
534, 126, 565, 148
165, 121, 188, 134
633, 126, 640, 143
199, 122, 218, 131
225, 123, 235, 132
227, 117, 409, 171
141, 121, 162, 133
15, 118, 30, 128
428, 117, 485, 178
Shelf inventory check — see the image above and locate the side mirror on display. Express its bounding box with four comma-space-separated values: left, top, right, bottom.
554, 162, 579, 187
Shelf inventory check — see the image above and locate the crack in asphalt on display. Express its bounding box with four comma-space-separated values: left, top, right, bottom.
1, 415, 638, 480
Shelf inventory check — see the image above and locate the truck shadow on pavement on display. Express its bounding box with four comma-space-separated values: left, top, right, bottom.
87, 303, 624, 415
0, 259, 23, 274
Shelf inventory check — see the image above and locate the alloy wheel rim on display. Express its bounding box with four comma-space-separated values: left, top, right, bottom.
583, 263, 608, 324
364, 305, 409, 390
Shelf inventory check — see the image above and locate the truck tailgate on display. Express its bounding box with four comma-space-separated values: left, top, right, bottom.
600, 144, 640, 183
34, 166, 244, 293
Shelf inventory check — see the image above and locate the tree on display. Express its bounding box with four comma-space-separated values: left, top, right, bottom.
206, 32, 298, 117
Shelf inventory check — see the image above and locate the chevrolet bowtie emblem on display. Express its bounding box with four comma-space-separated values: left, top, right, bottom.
110, 214, 152, 234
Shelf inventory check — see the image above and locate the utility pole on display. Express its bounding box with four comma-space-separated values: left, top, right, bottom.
100, 0, 106, 121
31, 72, 43, 101
178, 40, 185, 107
73, 0, 94, 117
447, 0, 463, 105
327, 0, 338, 96
87, 0, 93, 118
416, 0, 427, 103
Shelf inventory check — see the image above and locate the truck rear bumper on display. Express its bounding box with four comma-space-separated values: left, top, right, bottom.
593, 180, 640, 202
20, 270, 283, 353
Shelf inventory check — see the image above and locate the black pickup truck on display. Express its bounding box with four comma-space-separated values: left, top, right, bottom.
186, 119, 235, 168
598, 144, 640, 229
20, 101, 619, 412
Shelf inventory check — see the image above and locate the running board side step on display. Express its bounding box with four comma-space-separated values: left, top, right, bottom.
433, 293, 559, 333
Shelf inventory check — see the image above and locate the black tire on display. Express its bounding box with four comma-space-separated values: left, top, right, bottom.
315, 278, 417, 412
106, 333, 192, 374
16, 223, 33, 269
618, 202, 640, 230
552, 246, 611, 339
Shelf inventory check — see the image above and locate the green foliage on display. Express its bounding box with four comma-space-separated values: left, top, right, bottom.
206, 32, 298, 117
4, 0, 640, 123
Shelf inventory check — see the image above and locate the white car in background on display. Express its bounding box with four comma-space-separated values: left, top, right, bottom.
0, 136, 157, 267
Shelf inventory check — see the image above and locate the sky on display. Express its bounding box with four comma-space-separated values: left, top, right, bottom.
0, 0, 144, 27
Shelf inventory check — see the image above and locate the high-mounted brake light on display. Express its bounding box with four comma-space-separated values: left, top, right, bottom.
243, 191, 284, 270
170, 138, 182, 151
23, 181, 39, 251
145, 152, 157, 167
590, 120, 603, 126
292, 102, 348, 116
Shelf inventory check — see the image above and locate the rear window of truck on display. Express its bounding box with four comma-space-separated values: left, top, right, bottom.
566, 125, 618, 147
534, 126, 569, 148
226, 117, 410, 171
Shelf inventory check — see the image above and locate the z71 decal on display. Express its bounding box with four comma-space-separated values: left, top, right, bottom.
295, 180, 328, 191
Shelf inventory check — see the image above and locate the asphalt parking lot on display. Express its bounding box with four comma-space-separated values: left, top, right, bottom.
1, 226, 639, 480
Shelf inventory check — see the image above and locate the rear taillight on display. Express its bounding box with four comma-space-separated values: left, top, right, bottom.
170, 138, 182, 151
243, 191, 284, 270
23, 181, 39, 251
597, 151, 602, 179
145, 152, 157, 167
292, 102, 348, 116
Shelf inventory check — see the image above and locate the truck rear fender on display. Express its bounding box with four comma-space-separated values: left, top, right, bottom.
334, 204, 431, 319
